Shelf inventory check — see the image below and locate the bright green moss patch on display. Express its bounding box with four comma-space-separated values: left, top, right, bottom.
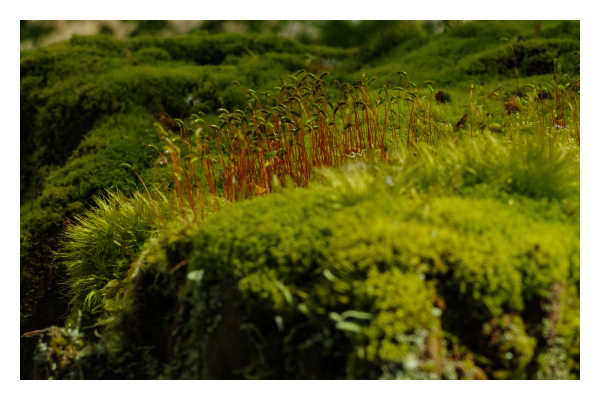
182, 174, 578, 379
44, 161, 578, 379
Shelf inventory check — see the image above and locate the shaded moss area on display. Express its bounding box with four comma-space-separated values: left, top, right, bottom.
360, 20, 579, 90
20, 33, 353, 200
20, 32, 352, 378
34, 171, 579, 379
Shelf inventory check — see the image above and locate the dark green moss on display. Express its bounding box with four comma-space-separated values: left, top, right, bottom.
20, 33, 346, 362
539, 20, 580, 41
126, 33, 351, 66
461, 39, 580, 84
357, 20, 579, 88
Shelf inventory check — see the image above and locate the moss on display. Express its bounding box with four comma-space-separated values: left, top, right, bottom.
36, 126, 579, 379
446, 21, 522, 40
357, 20, 579, 88
21, 23, 579, 379
19, 112, 160, 351
33, 326, 85, 379
360, 21, 428, 62
21, 33, 346, 363
33, 324, 162, 380
539, 20, 580, 41
135, 47, 172, 63
461, 39, 580, 84
68, 34, 124, 54
481, 314, 537, 379
37, 154, 579, 379
361, 269, 438, 363
101, 177, 579, 378
126, 33, 351, 66
20, 34, 351, 193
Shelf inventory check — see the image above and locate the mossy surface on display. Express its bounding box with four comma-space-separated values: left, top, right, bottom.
356, 20, 579, 89
36, 161, 579, 379
21, 22, 579, 379
20, 33, 351, 378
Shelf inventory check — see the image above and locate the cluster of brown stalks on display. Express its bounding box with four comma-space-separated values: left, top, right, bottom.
139, 57, 580, 217
147, 70, 438, 209
519, 55, 580, 147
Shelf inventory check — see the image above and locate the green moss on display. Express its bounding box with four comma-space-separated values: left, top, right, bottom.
539, 20, 580, 41
135, 47, 172, 63
22, 23, 580, 379
482, 314, 537, 379
126, 33, 351, 66
33, 326, 85, 379
38, 126, 579, 379
161, 170, 575, 378
21, 33, 346, 355
362, 269, 438, 363
20, 33, 350, 188
356, 20, 579, 88
19, 111, 161, 341
461, 39, 580, 84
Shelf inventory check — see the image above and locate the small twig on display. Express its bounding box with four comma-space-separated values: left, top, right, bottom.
170, 259, 189, 274
469, 85, 474, 138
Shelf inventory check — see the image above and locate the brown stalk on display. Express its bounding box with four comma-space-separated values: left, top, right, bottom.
469, 85, 474, 138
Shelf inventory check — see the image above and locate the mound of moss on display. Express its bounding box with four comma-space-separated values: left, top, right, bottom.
20, 33, 352, 199
182, 188, 578, 379
360, 20, 579, 90
35, 160, 579, 379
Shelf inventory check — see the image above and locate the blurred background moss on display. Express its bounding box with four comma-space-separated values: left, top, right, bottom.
21, 20, 456, 50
